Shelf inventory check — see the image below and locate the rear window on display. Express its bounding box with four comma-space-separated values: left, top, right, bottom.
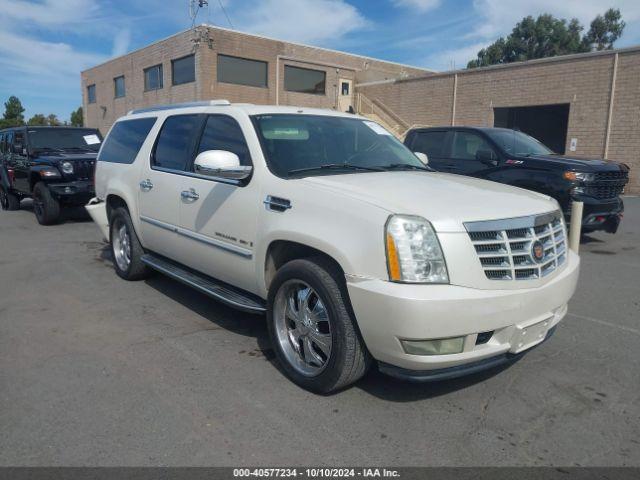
98, 118, 157, 164
410, 130, 448, 158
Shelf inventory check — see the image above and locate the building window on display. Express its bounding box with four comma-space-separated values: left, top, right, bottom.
172, 54, 195, 86
114, 76, 125, 98
87, 84, 96, 104
217, 54, 268, 88
144, 64, 163, 91
284, 65, 326, 95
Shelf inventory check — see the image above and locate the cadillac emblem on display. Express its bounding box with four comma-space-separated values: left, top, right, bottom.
531, 240, 545, 263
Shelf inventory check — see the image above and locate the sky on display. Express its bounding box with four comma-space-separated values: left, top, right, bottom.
1, 0, 639, 122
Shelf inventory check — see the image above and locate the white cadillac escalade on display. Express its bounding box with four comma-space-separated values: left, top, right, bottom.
87, 100, 580, 393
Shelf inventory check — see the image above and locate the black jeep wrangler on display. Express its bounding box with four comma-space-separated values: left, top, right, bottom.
405, 127, 630, 234
0, 126, 101, 225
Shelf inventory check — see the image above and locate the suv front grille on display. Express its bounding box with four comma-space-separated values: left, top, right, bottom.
465, 212, 567, 281
74, 160, 96, 180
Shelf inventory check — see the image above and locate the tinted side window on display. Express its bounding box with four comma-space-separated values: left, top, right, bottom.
451, 131, 494, 160
153, 115, 202, 171
98, 118, 157, 164
411, 131, 448, 157
196, 116, 251, 167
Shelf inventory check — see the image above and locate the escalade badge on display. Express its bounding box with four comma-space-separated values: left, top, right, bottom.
531, 240, 545, 263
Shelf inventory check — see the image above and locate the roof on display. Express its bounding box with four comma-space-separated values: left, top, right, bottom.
83, 24, 431, 74
124, 100, 367, 120
0, 125, 98, 132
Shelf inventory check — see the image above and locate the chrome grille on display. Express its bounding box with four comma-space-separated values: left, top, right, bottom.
465, 212, 567, 281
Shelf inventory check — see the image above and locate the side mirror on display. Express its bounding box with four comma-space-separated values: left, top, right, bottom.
414, 152, 429, 165
476, 149, 497, 166
193, 150, 252, 181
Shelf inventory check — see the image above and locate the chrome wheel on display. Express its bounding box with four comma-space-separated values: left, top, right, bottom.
112, 219, 131, 272
273, 280, 332, 377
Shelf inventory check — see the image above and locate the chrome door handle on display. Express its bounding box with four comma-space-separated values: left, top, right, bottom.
181, 188, 199, 201
139, 179, 153, 191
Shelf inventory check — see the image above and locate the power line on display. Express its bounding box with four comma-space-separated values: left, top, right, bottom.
216, 0, 234, 29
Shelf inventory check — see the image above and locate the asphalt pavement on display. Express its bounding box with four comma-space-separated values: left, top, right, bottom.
1, 199, 638, 466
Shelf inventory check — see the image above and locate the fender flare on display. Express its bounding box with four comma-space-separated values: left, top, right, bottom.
0, 165, 11, 189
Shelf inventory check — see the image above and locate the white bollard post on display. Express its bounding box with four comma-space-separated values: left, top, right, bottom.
569, 201, 583, 253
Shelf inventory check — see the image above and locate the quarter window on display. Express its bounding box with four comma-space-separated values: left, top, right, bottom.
196, 116, 251, 167
98, 118, 157, 164
144, 64, 163, 91
172, 55, 195, 86
217, 54, 268, 88
451, 131, 495, 160
114, 76, 125, 98
284, 65, 326, 95
87, 84, 96, 104
152, 114, 202, 171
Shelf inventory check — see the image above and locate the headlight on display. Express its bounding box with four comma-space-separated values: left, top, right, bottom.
61, 161, 74, 174
385, 215, 449, 284
563, 171, 594, 182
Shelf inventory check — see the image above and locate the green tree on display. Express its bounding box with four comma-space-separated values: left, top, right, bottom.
70, 107, 83, 127
28, 114, 48, 126
1, 96, 25, 127
468, 9, 625, 68
47, 114, 61, 126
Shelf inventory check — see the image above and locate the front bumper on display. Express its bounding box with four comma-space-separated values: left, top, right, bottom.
567, 195, 624, 233
48, 180, 94, 204
85, 198, 109, 241
346, 250, 579, 374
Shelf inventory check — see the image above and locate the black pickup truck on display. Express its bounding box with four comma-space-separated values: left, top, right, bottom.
405, 126, 630, 234
0, 126, 101, 225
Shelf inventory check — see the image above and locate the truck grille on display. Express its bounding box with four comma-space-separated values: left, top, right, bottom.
74, 159, 96, 180
465, 212, 567, 281
585, 170, 628, 199
583, 184, 624, 199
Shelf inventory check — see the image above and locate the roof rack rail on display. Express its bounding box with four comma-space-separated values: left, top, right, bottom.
128, 99, 231, 115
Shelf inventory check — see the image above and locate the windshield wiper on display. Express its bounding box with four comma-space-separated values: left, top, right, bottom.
380, 163, 432, 171
288, 163, 385, 175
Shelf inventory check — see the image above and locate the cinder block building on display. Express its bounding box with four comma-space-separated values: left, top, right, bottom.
82, 27, 638, 193
356, 46, 640, 194
81, 25, 427, 134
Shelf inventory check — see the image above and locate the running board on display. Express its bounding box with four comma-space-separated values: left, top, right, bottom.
141, 254, 266, 314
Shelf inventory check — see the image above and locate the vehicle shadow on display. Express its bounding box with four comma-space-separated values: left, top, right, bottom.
580, 233, 604, 245
21, 199, 92, 224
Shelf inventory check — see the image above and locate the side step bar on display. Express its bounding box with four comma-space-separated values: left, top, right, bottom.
141, 254, 266, 314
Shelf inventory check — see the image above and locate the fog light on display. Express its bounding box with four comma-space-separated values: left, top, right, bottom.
401, 337, 465, 355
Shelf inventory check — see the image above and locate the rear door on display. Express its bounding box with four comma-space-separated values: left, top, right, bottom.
138, 114, 204, 260
10, 130, 30, 193
448, 130, 499, 177
406, 129, 453, 171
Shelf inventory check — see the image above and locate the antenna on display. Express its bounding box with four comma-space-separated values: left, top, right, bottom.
189, 0, 209, 27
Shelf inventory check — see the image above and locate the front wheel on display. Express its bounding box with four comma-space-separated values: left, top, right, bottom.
0, 185, 20, 211
32, 182, 60, 225
267, 257, 371, 393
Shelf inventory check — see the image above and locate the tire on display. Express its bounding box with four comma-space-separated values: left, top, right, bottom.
32, 182, 60, 225
0, 185, 20, 211
267, 257, 371, 393
109, 207, 150, 281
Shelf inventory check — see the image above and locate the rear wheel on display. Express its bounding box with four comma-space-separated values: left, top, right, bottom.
0, 185, 21, 211
109, 207, 150, 281
32, 182, 60, 225
267, 257, 371, 393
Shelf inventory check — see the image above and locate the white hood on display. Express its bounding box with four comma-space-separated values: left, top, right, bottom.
301, 171, 558, 232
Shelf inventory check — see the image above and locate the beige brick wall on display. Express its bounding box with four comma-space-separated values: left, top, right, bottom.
81, 26, 426, 135
358, 48, 640, 194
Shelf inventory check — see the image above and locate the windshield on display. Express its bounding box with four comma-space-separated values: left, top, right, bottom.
252, 114, 428, 178
28, 128, 102, 153
485, 129, 553, 156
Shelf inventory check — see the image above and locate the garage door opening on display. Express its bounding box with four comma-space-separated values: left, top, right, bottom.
494, 104, 570, 154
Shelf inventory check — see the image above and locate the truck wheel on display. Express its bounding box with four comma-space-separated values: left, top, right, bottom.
109, 207, 150, 281
267, 257, 371, 393
32, 182, 60, 225
0, 185, 20, 211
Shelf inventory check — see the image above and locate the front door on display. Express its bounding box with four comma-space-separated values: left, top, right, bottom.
9, 130, 30, 193
338, 79, 353, 112
138, 114, 203, 260
177, 114, 260, 294
448, 130, 499, 177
